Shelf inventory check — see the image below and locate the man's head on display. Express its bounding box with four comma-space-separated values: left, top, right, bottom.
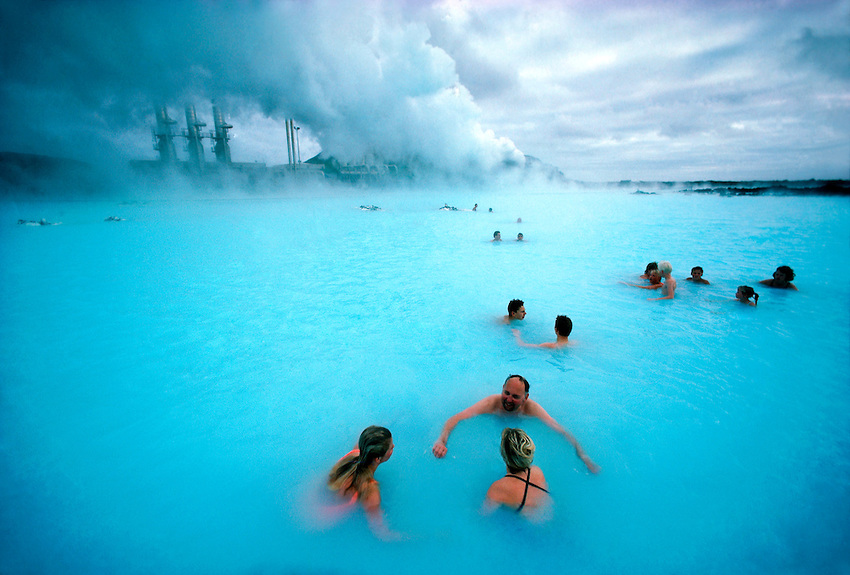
493, 230, 501, 240
516, 233, 524, 241
691, 266, 704, 280
501, 375, 530, 412
554, 315, 573, 337
507, 299, 526, 320
649, 270, 662, 285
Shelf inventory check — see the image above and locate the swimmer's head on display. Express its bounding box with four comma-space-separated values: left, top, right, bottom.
737, 285, 759, 305
500, 428, 535, 473
658, 261, 672, 275
517, 233, 524, 241
644, 262, 658, 275
507, 299, 526, 319
554, 315, 573, 337
493, 230, 501, 239
774, 265, 795, 281
357, 426, 394, 465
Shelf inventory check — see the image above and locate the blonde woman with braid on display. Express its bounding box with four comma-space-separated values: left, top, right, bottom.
483, 428, 551, 519
327, 426, 399, 540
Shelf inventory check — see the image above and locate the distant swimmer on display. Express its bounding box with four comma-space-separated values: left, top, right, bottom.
327, 426, 400, 540
441, 203, 459, 211
473, 203, 478, 211
492, 230, 502, 242
359, 205, 381, 211
736, 285, 759, 306
648, 261, 676, 301
516, 233, 524, 241
489, 208, 493, 212
104, 216, 125, 221
483, 428, 551, 519
760, 266, 798, 290
512, 315, 573, 349
685, 266, 710, 284
431, 374, 600, 473
640, 262, 658, 279
517, 217, 522, 223
503, 299, 526, 324
625, 269, 663, 291
18, 219, 60, 226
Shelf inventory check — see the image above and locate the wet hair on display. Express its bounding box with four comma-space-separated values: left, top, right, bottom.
504, 374, 530, 393
507, 299, 524, 316
644, 262, 658, 274
658, 261, 673, 275
500, 428, 535, 474
738, 285, 759, 305
775, 265, 795, 280
554, 315, 573, 337
493, 230, 501, 238
691, 266, 703, 274
328, 426, 392, 496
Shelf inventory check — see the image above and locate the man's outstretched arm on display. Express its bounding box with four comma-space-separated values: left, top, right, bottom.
432, 396, 497, 458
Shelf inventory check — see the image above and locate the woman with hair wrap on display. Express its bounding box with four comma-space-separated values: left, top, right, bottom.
328, 425, 399, 540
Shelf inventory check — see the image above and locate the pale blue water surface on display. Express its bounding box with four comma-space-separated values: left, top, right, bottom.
1, 183, 848, 575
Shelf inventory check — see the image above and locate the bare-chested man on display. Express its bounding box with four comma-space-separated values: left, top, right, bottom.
431, 375, 600, 473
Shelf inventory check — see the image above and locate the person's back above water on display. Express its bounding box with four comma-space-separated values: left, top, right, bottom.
512, 315, 573, 348
483, 428, 550, 519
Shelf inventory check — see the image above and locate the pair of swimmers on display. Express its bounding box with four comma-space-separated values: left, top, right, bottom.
492, 231, 523, 241
328, 424, 551, 538
627, 261, 677, 300
503, 299, 573, 348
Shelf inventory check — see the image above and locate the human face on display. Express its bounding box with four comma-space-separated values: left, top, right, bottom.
380, 439, 395, 463
773, 270, 787, 284
649, 271, 661, 285
501, 378, 528, 412
691, 269, 703, 281
511, 306, 526, 320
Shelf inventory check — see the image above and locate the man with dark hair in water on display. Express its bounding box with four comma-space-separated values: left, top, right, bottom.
431, 375, 600, 473
760, 265, 798, 290
503, 299, 526, 323
513, 315, 574, 348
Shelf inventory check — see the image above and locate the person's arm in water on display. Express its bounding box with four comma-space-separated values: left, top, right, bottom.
623, 281, 663, 290
649, 278, 676, 300
432, 396, 498, 458
524, 400, 601, 474
360, 482, 402, 541
512, 329, 557, 348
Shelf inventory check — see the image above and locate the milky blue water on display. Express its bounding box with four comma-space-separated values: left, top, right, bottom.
1, 184, 848, 575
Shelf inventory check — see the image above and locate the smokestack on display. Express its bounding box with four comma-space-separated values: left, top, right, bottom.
286, 119, 294, 166
153, 105, 178, 163
212, 105, 232, 164
184, 105, 206, 172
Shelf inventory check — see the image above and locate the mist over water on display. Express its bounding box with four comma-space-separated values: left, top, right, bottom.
1, 183, 848, 575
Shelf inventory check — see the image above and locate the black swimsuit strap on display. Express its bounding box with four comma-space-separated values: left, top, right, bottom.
504, 469, 549, 512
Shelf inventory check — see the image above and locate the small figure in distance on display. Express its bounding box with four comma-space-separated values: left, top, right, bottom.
516, 217, 522, 223
104, 216, 125, 221
686, 266, 710, 284
641, 261, 658, 279
760, 265, 798, 291
516, 233, 524, 241
483, 428, 551, 519
648, 261, 676, 301
492, 230, 502, 242
512, 315, 573, 348
431, 374, 600, 473
327, 426, 400, 540
489, 208, 493, 212
503, 299, 526, 324
473, 203, 478, 211
736, 285, 759, 306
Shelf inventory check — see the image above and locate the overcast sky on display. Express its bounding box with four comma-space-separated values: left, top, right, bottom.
1, 0, 847, 181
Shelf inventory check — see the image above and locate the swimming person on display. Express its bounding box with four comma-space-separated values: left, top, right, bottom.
516, 233, 524, 241
648, 261, 676, 301
625, 270, 664, 291
736, 285, 759, 306
512, 315, 573, 348
641, 262, 658, 279
686, 266, 710, 284
431, 375, 600, 473
503, 299, 526, 324
327, 426, 399, 540
760, 265, 798, 290
492, 230, 502, 241
483, 428, 550, 518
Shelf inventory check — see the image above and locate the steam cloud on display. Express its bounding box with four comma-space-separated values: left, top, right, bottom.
0, 0, 526, 178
